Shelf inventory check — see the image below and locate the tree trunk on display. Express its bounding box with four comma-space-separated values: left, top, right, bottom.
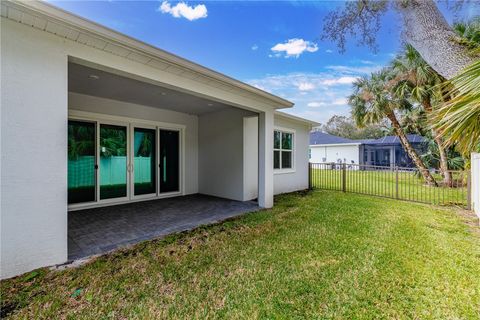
434, 134, 452, 186
422, 99, 452, 186
386, 111, 437, 186
397, 0, 477, 79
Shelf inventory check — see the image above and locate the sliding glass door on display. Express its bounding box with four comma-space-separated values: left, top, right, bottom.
133, 127, 156, 196
160, 129, 180, 193
99, 124, 128, 200
68, 117, 181, 207
68, 120, 96, 204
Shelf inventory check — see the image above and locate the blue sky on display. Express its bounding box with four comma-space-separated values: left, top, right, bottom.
51, 0, 476, 124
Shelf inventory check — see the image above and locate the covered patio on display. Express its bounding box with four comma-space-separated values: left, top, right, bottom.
68, 194, 259, 260
1, 0, 301, 279
65, 59, 270, 261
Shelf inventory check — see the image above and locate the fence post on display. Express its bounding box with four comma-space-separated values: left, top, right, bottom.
395, 166, 399, 199
342, 163, 346, 193
467, 170, 471, 210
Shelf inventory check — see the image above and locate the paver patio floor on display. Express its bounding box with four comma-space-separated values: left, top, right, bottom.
68, 194, 259, 260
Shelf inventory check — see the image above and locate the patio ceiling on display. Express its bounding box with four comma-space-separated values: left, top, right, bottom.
68, 62, 234, 115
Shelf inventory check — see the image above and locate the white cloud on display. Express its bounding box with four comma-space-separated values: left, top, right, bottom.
246, 58, 389, 124
297, 82, 315, 91
332, 98, 348, 105
271, 38, 318, 58
307, 102, 326, 107
326, 65, 381, 75
251, 44, 258, 51
321, 76, 358, 86
306, 98, 346, 108
247, 73, 357, 95
325, 49, 333, 53
159, 1, 207, 21
247, 71, 362, 123
268, 53, 282, 58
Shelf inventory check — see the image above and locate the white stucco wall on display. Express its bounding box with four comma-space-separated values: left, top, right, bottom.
68, 93, 199, 195
198, 108, 256, 201
1, 18, 68, 279
273, 116, 311, 195
310, 144, 360, 164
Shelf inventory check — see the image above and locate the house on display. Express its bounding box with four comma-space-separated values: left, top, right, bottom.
309, 132, 426, 168
309, 132, 363, 165
0, 1, 318, 279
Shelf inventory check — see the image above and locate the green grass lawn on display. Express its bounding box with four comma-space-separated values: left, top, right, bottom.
2, 191, 479, 319
311, 168, 468, 207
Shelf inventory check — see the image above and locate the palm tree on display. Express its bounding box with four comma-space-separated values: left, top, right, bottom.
433, 19, 480, 157
453, 17, 480, 50
68, 124, 95, 160
421, 136, 465, 171
349, 69, 437, 186
434, 59, 480, 156
390, 44, 452, 185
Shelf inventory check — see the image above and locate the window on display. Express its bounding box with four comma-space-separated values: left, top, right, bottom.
274, 130, 294, 170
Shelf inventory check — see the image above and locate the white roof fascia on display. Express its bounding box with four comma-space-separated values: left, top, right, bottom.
275, 111, 320, 127
310, 143, 362, 147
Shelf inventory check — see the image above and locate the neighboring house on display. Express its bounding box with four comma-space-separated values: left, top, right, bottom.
0, 1, 318, 279
309, 132, 363, 165
309, 132, 426, 168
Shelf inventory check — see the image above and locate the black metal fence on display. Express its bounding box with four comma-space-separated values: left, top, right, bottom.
309, 163, 470, 209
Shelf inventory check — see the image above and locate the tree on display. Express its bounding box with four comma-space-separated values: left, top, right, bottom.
100, 127, 127, 157
319, 115, 387, 140
322, 0, 479, 79
349, 69, 437, 186
453, 16, 480, 50
433, 59, 480, 156
397, 107, 427, 136
421, 136, 465, 172
433, 18, 480, 157
390, 44, 453, 185
68, 123, 95, 160
434, 17, 480, 158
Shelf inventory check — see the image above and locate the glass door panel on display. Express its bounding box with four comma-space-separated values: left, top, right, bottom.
100, 124, 127, 200
68, 120, 96, 204
159, 129, 179, 193
133, 128, 156, 196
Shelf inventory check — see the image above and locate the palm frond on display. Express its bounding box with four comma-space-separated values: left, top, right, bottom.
433, 59, 480, 155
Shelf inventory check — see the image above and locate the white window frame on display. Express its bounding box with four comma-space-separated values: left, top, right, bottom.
68, 110, 185, 211
273, 127, 296, 174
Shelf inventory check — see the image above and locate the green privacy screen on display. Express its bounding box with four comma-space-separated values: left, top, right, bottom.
68, 157, 154, 189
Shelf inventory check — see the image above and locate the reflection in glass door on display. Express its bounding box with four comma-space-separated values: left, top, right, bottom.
99, 124, 128, 200
133, 128, 156, 196
160, 130, 179, 193
68, 121, 96, 204
68, 118, 182, 207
